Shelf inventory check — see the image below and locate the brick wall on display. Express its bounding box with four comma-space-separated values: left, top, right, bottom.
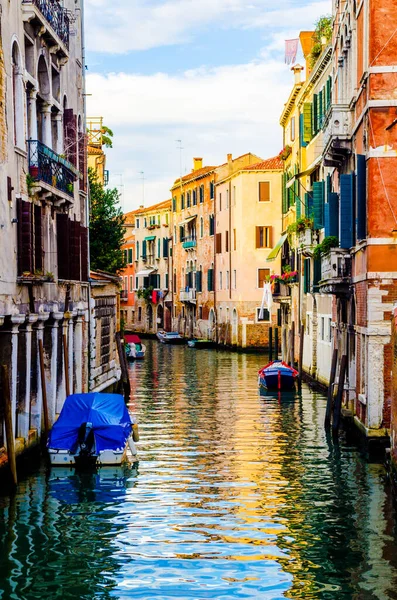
391, 306, 397, 466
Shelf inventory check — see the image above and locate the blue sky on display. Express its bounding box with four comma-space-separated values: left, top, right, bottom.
86, 0, 331, 212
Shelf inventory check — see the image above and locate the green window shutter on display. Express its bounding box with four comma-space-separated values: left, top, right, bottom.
313, 258, 322, 290
163, 237, 168, 258
313, 94, 318, 136
207, 268, 214, 292
303, 259, 311, 294
313, 181, 325, 229
136, 241, 139, 259
303, 103, 312, 143
282, 173, 288, 214
128, 248, 132, 263
157, 238, 161, 258
142, 240, 147, 258
318, 90, 323, 129
165, 273, 169, 289
172, 197, 176, 212
305, 191, 313, 220
295, 180, 301, 219
299, 113, 307, 148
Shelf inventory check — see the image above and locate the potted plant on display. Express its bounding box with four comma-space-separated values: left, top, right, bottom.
66, 182, 74, 194
313, 236, 339, 260
278, 145, 292, 161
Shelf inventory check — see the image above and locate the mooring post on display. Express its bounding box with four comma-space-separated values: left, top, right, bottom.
116, 332, 131, 399
38, 339, 49, 437
1, 365, 17, 487
333, 354, 347, 434
275, 328, 279, 360
324, 348, 338, 428
298, 324, 304, 387
269, 327, 273, 361
62, 334, 70, 398
291, 321, 295, 368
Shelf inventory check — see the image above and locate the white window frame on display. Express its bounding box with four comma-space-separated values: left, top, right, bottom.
256, 307, 271, 323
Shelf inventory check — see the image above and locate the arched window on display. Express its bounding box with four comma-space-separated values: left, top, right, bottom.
12, 41, 25, 148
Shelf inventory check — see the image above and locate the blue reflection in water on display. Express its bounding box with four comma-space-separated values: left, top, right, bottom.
1, 341, 397, 600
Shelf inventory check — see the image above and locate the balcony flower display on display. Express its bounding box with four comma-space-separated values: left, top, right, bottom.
278, 145, 292, 161
267, 268, 298, 285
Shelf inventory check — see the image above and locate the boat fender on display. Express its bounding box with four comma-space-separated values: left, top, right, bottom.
128, 436, 137, 456
132, 422, 140, 442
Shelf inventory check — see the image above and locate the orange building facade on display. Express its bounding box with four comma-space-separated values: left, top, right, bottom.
120, 210, 138, 329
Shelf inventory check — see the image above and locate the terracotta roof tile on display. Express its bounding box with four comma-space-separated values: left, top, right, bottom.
242, 156, 284, 171
172, 166, 215, 187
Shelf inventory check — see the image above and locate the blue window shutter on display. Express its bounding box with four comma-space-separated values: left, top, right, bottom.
356, 154, 366, 240
324, 203, 330, 237
313, 181, 325, 229
305, 192, 313, 219
328, 192, 339, 238
340, 173, 354, 248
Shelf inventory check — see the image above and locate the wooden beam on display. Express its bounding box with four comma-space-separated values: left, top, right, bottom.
333, 354, 347, 434
63, 334, 70, 397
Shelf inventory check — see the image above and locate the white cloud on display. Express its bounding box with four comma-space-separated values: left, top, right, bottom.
85, 0, 331, 53
87, 59, 292, 211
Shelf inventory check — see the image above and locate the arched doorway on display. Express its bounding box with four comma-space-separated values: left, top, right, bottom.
147, 304, 153, 332
157, 304, 164, 330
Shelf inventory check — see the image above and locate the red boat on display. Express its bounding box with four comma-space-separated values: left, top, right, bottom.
258, 361, 298, 391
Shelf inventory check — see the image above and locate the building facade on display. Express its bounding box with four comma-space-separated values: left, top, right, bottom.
215, 154, 283, 347
0, 0, 90, 461
132, 200, 171, 334
120, 209, 139, 330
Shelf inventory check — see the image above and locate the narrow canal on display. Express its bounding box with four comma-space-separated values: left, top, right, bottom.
1, 340, 397, 599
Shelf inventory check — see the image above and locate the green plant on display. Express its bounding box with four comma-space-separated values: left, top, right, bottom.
313, 236, 339, 260
137, 286, 154, 302
26, 174, 35, 194
102, 126, 114, 148
287, 216, 314, 235
279, 145, 292, 161
45, 271, 55, 282
66, 182, 73, 193
309, 16, 333, 68
34, 269, 44, 277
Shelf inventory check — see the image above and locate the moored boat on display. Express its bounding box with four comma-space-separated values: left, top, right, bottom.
156, 330, 186, 345
258, 361, 298, 391
187, 339, 216, 349
47, 393, 139, 467
125, 334, 146, 360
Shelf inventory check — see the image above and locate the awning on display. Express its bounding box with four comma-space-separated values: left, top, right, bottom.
136, 268, 156, 277
144, 235, 156, 241
286, 176, 296, 189
179, 215, 197, 226
266, 233, 288, 262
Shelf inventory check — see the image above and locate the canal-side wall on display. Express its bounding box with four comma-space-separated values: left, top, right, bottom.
390, 305, 397, 473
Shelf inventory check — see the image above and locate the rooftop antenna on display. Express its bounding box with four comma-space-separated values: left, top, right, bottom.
113, 173, 124, 210
139, 171, 145, 207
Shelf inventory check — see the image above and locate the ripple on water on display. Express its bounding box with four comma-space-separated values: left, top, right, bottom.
1, 341, 397, 600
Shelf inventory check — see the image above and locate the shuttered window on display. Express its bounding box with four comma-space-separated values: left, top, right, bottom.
302, 103, 313, 143
207, 268, 214, 292
181, 194, 185, 209
259, 181, 270, 202
78, 132, 87, 191
196, 270, 203, 292
57, 213, 70, 279
70, 219, 81, 281
282, 173, 288, 214
303, 259, 311, 294
356, 154, 367, 241
209, 215, 215, 236
142, 240, 147, 259
312, 95, 318, 136
163, 237, 169, 258
325, 192, 339, 238
340, 173, 354, 248
313, 181, 325, 229
216, 232, 222, 254
128, 248, 133, 263
258, 268, 270, 288
256, 226, 272, 248
80, 225, 88, 281
225, 230, 229, 252
17, 199, 33, 275
34, 204, 43, 272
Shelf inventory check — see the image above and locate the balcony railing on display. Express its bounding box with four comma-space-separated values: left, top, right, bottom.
320, 248, 352, 296
180, 288, 196, 302
272, 281, 292, 300
120, 290, 129, 301
323, 105, 353, 165
28, 140, 77, 198
22, 0, 70, 50
182, 237, 197, 250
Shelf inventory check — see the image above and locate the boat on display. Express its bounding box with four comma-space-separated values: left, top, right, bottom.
125, 334, 146, 360
187, 339, 216, 349
47, 393, 139, 467
156, 330, 186, 345
258, 361, 298, 391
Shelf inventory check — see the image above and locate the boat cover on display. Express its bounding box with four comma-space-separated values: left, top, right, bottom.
48, 393, 132, 453
125, 334, 142, 344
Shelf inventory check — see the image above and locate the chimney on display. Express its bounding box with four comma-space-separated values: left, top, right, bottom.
193, 157, 203, 171
291, 64, 304, 85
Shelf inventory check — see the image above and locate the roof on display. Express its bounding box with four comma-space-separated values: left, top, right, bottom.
87, 145, 104, 156
172, 166, 215, 187
90, 270, 121, 284
242, 156, 284, 171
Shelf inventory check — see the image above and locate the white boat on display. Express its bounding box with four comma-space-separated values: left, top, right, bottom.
156, 330, 185, 344
47, 393, 139, 467
125, 334, 146, 360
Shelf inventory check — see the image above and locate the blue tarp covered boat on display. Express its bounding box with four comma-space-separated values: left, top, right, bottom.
48, 393, 137, 466
258, 361, 298, 391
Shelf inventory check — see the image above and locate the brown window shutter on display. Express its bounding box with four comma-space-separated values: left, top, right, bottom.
226, 231, 229, 252
57, 213, 70, 279
267, 227, 272, 248
216, 232, 222, 254
64, 109, 77, 166
70, 219, 81, 281
17, 199, 33, 275
256, 226, 261, 248
80, 224, 88, 281
259, 182, 270, 202
34, 204, 43, 272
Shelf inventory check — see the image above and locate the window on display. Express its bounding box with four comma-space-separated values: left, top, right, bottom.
233, 229, 236, 251
216, 232, 222, 253
181, 193, 185, 209
165, 213, 169, 225
256, 308, 270, 322
233, 269, 237, 289
199, 185, 204, 203
321, 316, 325, 341
124, 276, 128, 291
174, 226, 176, 243
157, 215, 160, 225
259, 181, 270, 202
209, 215, 215, 236
226, 270, 229, 289
198, 306, 203, 319
144, 218, 147, 228
225, 230, 229, 252
172, 197, 177, 212
193, 189, 197, 206
219, 271, 223, 290
130, 275, 134, 292
256, 226, 272, 248
128, 248, 133, 263
187, 191, 191, 207
165, 273, 169, 289
200, 217, 204, 238
138, 307, 142, 321
210, 181, 215, 199
136, 241, 139, 259
136, 218, 140, 228
291, 116, 295, 142
157, 238, 161, 258
135, 276, 139, 289
180, 225, 185, 242
219, 193, 222, 211
258, 268, 270, 288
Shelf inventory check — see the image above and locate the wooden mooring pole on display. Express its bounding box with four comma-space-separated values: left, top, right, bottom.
116, 332, 131, 399
298, 324, 304, 387
274, 328, 279, 360
324, 348, 338, 428
332, 354, 347, 434
269, 327, 273, 361
1, 365, 17, 487
62, 334, 70, 398
291, 321, 295, 368
38, 339, 49, 437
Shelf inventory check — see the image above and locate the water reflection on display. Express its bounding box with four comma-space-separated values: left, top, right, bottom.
1, 341, 397, 599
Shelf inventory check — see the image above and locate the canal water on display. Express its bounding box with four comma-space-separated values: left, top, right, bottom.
1, 341, 397, 600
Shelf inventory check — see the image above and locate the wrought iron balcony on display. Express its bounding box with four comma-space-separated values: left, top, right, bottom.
323, 105, 353, 167
182, 237, 197, 250
22, 0, 70, 54
28, 140, 78, 198
319, 248, 352, 296
297, 228, 315, 256
180, 288, 196, 303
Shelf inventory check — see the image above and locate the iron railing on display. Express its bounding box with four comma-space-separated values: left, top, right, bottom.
27, 140, 77, 197
22, 0, 70, 49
